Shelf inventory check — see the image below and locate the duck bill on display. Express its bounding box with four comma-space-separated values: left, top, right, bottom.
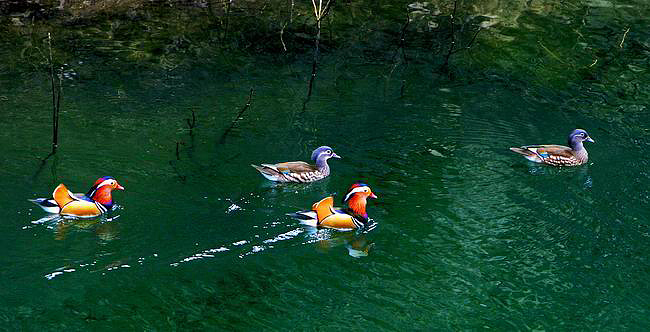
369, 193, 377, 199
116, 183, 125, 190
586, 137, 595, 143
332, 152, 341, 159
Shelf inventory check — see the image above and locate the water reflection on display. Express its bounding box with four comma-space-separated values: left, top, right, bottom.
307, 229, 375, 258
30, 211, 121, 241
515, 162, 594, 188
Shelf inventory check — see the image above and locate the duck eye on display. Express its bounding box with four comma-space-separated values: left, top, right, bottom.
326, 150, 332, 154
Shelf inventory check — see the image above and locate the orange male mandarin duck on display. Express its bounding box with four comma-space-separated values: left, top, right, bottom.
30, 176, 124, 217
291, 183, 377, 230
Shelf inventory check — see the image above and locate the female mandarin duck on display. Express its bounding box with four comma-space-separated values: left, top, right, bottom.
251, 146, 340, 183
291, 183, 377, 230
510, 129, 595, 166
29, 176, 124, 217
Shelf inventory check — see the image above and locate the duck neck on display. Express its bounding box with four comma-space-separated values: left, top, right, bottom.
346, 195, 368, 219
570, 140, 589, 162
315, 157, 330, 175
91, 187, 114, 208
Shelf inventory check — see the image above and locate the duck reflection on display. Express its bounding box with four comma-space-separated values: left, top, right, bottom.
31, 214, 120, 241
306, 228, 375, 258
522, 162, 593, 188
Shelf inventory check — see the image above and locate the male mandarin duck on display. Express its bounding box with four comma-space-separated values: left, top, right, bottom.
291, 183, 377, 230
29, 176, 124, 217
251, 146, 340, 183
510, 129, 595, 166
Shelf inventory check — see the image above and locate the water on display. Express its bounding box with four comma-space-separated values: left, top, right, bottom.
2, 0, 650, 330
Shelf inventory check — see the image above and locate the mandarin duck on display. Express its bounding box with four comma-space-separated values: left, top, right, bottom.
510, 129, 595, 166
290, 183, 377, 230
29, 176, 124, 217
251, 146, 340, 183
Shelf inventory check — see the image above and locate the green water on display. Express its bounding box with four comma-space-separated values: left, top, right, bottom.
2, 0, 650, 330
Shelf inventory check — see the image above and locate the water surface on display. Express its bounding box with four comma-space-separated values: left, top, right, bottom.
1, 0, 650, 330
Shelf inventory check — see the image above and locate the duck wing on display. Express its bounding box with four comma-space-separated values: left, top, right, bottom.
252, 161, 322, 182
263, 161, 318, 174
311, 197, 361, 229
510, 144, 574, 163
29, 193, 87, 214
53, 184, 106, 217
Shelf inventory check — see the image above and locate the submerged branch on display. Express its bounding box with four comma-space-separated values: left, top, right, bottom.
186, 110, 196, 136
34, 32, 63, 180
305, 0, 334, 102
440, 0, 458, 71
48, 33, 62, 155
538, 41, 565, 64
219, 88, 255, 144
451, 26, 482, 55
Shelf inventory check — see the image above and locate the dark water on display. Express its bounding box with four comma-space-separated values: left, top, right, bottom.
2, 0, 650, 330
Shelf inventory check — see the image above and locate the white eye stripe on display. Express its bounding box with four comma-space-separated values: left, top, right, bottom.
96, 180, 114, 188
344, 186, 370, 201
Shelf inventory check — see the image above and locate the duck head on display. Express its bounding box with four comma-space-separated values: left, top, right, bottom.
86, 176, 125, 208
568, 129, 595, 149
311, 146, 341, 162
342, 182, 377, 218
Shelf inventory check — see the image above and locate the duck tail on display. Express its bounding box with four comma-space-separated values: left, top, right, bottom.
52, 184, 75, 208
250, 164, 265, 172
287, 210, 317, 220
509, 147, 534, 157
251, 164, 282, 181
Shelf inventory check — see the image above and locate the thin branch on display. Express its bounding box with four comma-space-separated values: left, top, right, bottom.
176, 141, 185, 160
48, 33, 61, 154
219, 89, 255, 144
538, 41, 565, 64
441, 0, 458, 70
280, 21, 288, 52
391, 11, 410, 63
305, 0, 334, 100
619, 27, 630, 48
450, 26, 482, 54
186, 110, 196, 136
169, 160, 187, 182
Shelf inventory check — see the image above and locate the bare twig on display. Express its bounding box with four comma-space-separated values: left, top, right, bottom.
619, 27, 630, 48
176, 141, 185, 160
451, 27, 482, 54
441, 0, 458, 71
391, 11, 410, 63
169, 160, 187, 182
538, 41, 565, 64
47, 33, 62, 155
280, 21, 288, 52
186, 110, 196, 135
306, 57, 318, 98
223, 0, 232, 41
33, 33, 63, 180
306, 0, 334, 98
219, 88, 255, 144
385, 12, 411, 98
